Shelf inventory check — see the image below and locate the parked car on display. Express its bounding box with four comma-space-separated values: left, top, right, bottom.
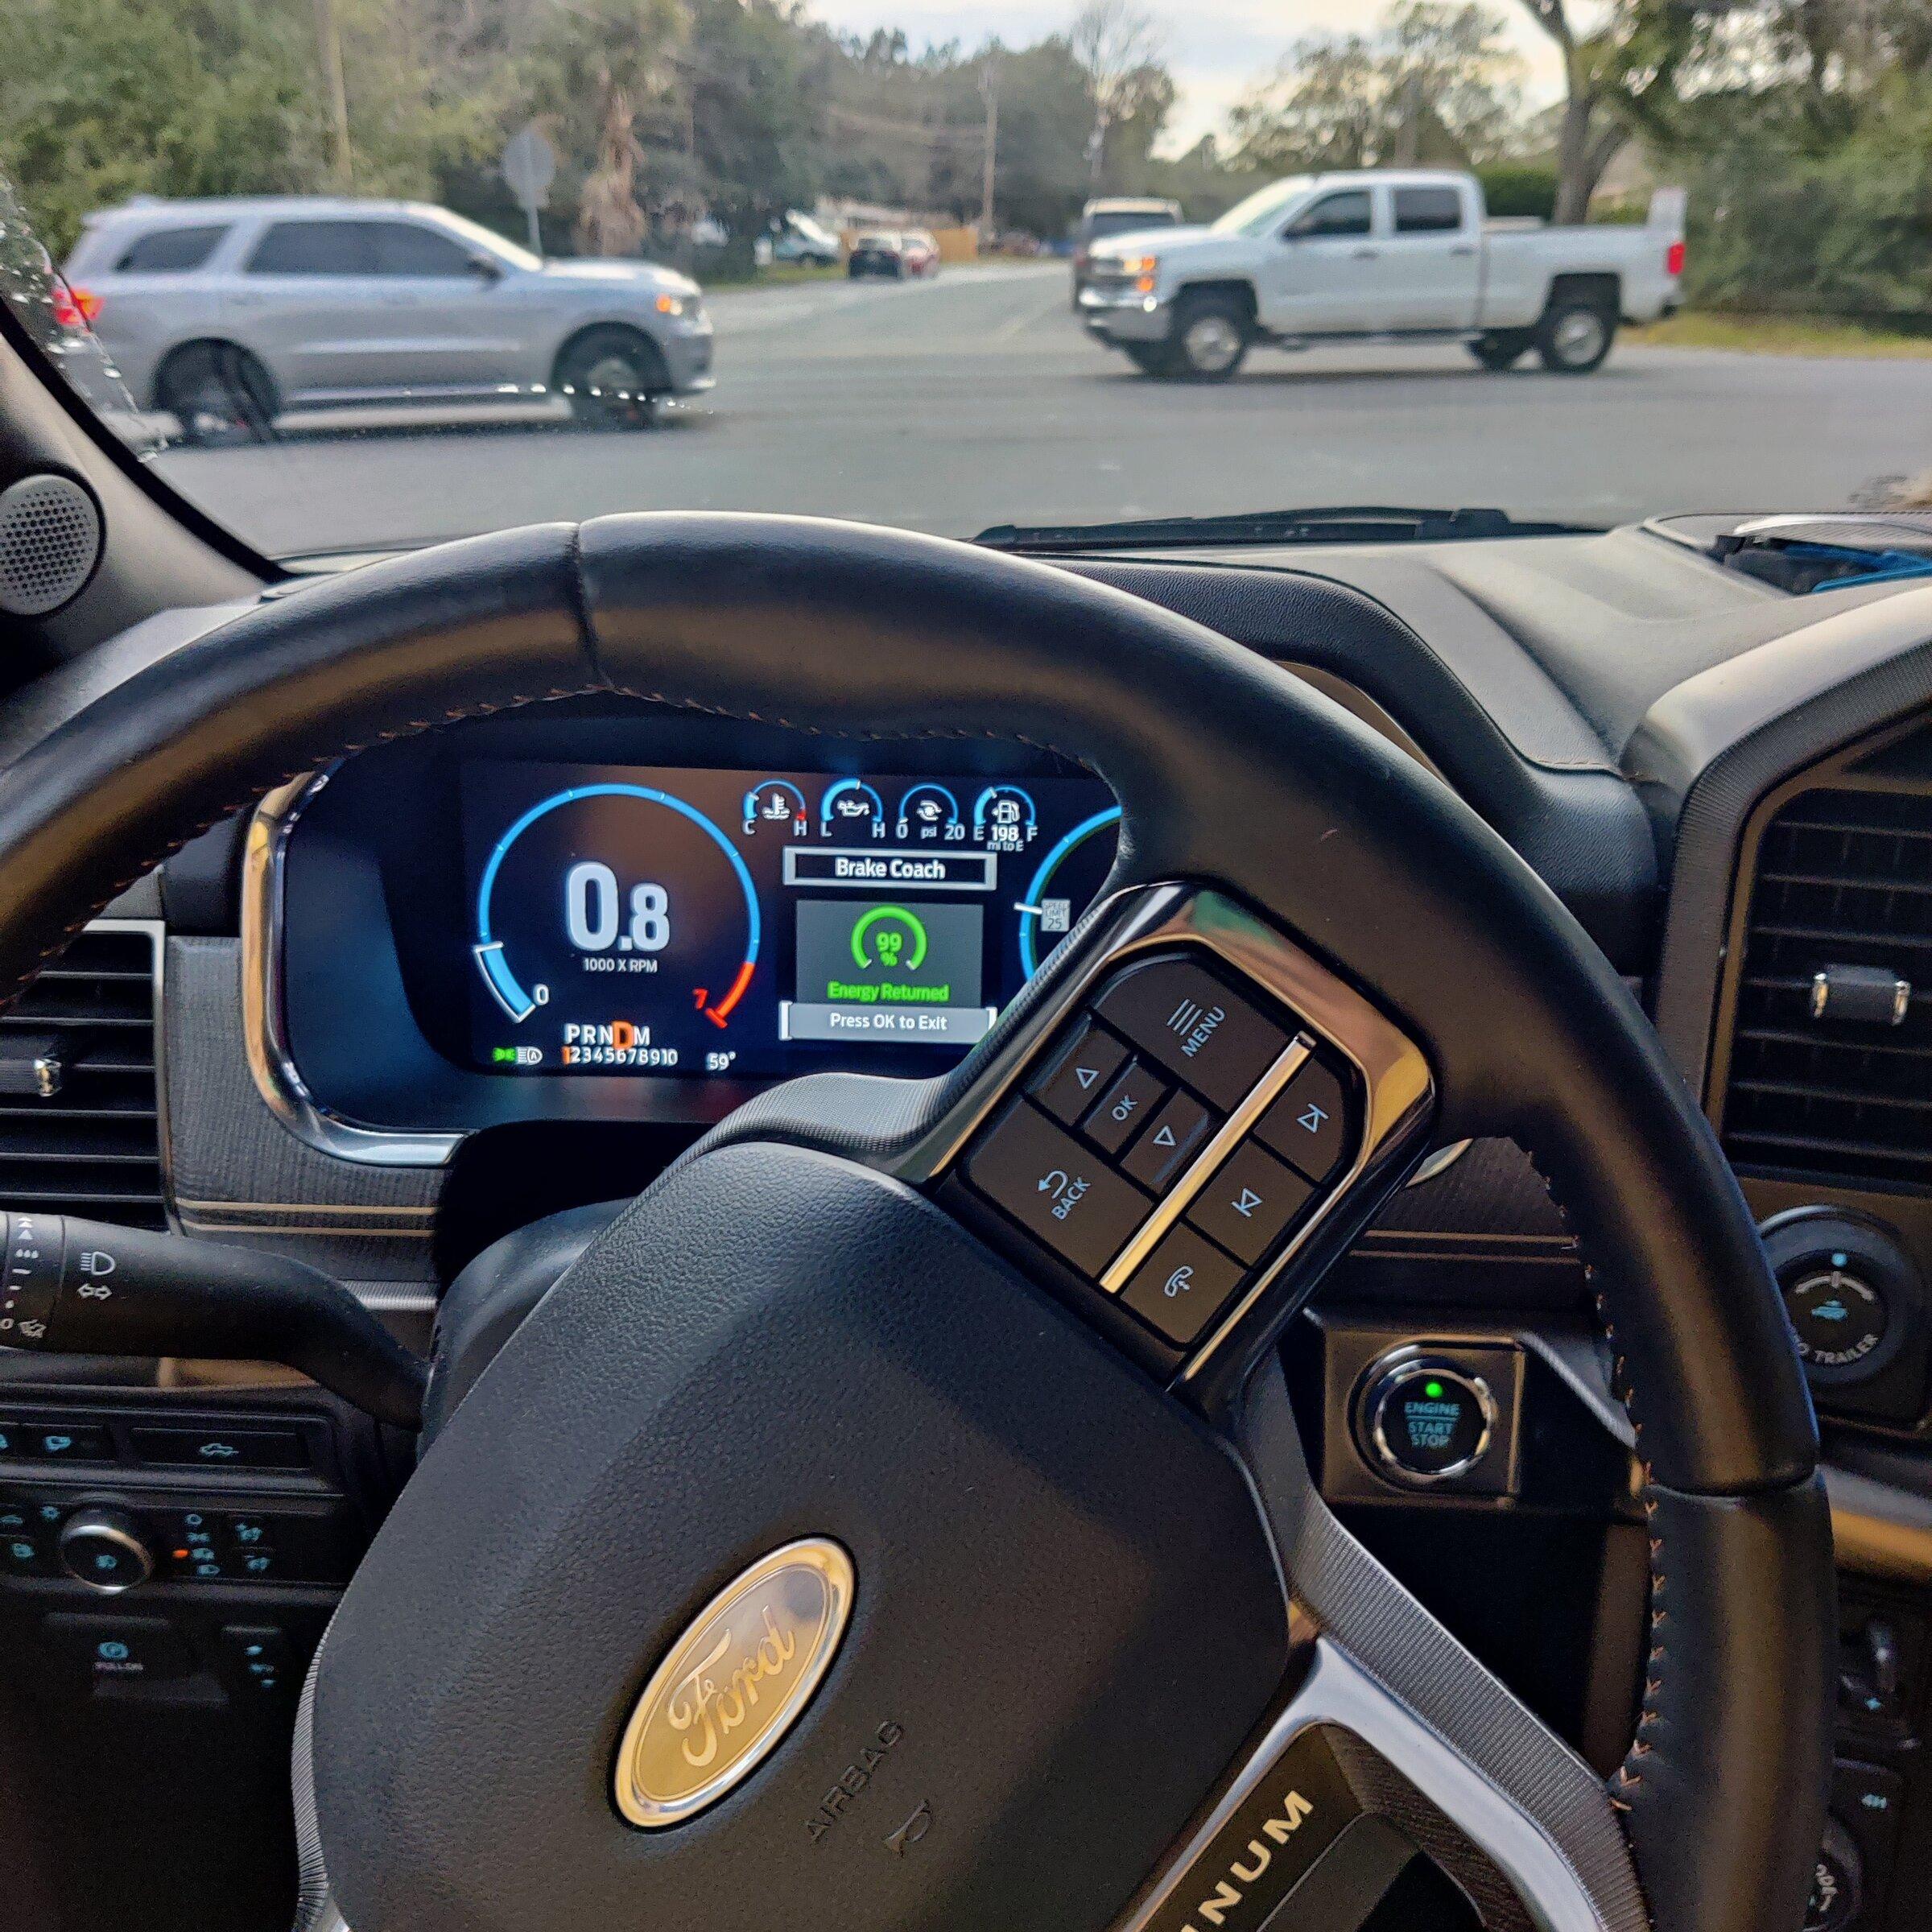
1071, 197, 1183, 306
1076, 169, 1684, 380
61, 196, 715, 444
846, 231, 910, 279
902, 230, 941, 277
770, 212, 841, 268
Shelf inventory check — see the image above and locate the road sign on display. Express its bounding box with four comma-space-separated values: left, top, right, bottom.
501, 125, 556, 255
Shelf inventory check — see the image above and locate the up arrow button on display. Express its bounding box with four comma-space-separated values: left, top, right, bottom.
1027, 1018, 1129, 1127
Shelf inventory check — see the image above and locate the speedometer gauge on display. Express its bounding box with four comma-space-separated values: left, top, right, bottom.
472, 782, 760, 1071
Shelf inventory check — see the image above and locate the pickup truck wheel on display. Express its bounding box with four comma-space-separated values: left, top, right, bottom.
1170, 294, 1249, 382
154, 341, 279, 448
1468, 331, 1530, 371
554, 326, 669, 429
1536, 299, 1616, 374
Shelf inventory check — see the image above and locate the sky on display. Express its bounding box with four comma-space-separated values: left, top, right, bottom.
804, 0, 1568, 154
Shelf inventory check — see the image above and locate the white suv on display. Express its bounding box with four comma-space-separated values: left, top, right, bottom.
63, 197, 714, 442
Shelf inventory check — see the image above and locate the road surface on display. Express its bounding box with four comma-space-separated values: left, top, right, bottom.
143, 263, 1932, 558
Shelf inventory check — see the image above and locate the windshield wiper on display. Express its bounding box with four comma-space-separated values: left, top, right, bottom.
975, 505, 1598, 553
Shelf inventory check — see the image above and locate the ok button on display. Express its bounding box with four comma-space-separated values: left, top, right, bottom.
1188, 1142, 1312, 1265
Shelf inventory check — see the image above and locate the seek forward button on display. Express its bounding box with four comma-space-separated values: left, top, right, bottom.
964, 1101, 1152, 1278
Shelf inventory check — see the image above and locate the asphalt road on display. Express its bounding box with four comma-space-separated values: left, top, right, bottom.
147, 262, 1932, 559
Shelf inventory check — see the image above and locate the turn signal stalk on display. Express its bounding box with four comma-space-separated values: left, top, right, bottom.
0, 1211, 426, 1427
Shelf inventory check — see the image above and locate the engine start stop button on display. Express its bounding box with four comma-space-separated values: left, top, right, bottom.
1363, 1356, 1496, 1485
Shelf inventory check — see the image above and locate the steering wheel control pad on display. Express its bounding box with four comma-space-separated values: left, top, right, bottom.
960, 947, 1362, 1355
312, 1142, 1286, 1932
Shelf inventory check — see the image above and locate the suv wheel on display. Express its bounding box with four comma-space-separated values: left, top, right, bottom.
155, 343, 279, 448
1536, 299, 1616, 374
1170, 293, 1249, 382
554, 327, 669, 429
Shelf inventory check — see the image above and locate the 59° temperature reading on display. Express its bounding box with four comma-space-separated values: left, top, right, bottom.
564, 863, 672, 956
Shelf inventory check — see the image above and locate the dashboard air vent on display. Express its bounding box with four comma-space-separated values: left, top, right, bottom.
0, 924, 164, 1227
1723, 786, 1932, 1191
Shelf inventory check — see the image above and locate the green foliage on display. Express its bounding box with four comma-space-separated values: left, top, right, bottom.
0, 0, 504, 258
1476, 163, 1556, 219
1671, 80, 1932, 318
1228, 1, 1524, 175
0, 0, 323, 256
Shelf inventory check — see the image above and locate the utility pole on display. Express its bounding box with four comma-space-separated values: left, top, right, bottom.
978, 54, 999, 252
314, 0, 354, 192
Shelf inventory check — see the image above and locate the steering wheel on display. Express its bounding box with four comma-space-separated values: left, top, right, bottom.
0, 516, 1831, 1932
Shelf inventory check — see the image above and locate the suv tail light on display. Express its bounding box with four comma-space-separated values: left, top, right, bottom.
51, 283, 100, 331
1666, 240, 1686, 278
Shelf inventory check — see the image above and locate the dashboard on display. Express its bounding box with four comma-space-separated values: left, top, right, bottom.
265, 705, 1118, 1134
12, 520, 1932, 1932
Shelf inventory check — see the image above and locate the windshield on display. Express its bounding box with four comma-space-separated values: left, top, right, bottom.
1209, 178, 1314, 237
3, 0, 1929, 561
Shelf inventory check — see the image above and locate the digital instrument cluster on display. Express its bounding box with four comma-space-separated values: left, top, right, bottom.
460, 761, 1120, 1080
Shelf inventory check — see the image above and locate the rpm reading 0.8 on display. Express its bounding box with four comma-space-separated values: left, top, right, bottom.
471, 782, 759, 1072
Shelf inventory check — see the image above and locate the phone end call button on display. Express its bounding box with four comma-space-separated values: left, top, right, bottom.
1120, 1228, 1245, 1347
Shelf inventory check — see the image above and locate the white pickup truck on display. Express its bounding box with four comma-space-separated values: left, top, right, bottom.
1078, 168, 1685, 381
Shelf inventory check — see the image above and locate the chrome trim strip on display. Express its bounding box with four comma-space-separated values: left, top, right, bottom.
242, 773, 462, 1169
1098, 1036, 1312, 1293
1827, 1463, 1932, 1585
1117, 1637, 1615, 1932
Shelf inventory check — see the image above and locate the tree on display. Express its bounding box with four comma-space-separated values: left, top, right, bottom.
0, 0, 502, 258
1228, 2, 1524, 176
526, 0, 683, 256
1517, 0, 1707, 223
1067, 0, 1165, 193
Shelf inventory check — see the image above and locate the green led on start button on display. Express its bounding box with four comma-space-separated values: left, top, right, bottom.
1364, 1357, 1496, 1484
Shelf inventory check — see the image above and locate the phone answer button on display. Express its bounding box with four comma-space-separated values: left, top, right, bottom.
1120, 1228, 1245, 1348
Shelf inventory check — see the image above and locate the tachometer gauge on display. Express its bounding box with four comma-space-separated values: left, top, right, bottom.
472, 782, 759, 1071
1016, 805, 1122, 978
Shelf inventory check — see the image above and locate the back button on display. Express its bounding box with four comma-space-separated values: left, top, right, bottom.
964, 1102, 1152, 1278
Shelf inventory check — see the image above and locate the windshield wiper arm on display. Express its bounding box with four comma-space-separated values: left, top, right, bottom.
975, 505, 1598, 553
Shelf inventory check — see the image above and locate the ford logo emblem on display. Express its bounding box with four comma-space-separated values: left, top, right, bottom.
613, 1538, 855, 1829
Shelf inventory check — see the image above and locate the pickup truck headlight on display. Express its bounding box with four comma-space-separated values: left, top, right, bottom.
654, 292, 691, 318
1128, 254, 1159, 294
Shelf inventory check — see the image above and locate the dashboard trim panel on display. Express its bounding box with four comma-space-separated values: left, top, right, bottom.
242, 770, 463, 1169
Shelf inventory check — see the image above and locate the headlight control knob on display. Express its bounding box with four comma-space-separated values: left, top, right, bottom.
56, 1508, 154, 1594
1761, 1209, 1922, 1388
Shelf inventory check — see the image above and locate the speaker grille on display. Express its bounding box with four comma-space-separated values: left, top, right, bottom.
0, 473, 101, 616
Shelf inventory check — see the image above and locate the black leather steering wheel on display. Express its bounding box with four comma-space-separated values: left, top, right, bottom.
0, 515, 1831, 1932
